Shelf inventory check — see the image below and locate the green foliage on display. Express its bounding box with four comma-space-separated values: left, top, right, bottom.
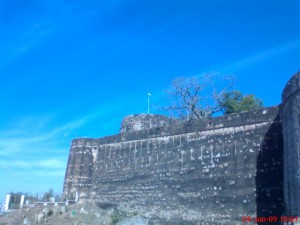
71, 210, 77, 216
109, 211, 138, 225
220, 90, 263, 114
110, 212, 124, 225
128, 211, 138, 216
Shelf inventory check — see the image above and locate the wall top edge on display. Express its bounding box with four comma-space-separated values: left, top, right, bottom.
71, 106, 280, 146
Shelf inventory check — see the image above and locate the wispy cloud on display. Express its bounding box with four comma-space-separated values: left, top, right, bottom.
0, 98, 126, 162
8, 169, 66, 185
0, 160, 32, 169
1, 23, 54, 68
30, 169, 65, 177
0, 112, 94, 154
222, 38, 300, 71
36, 159, 65, 169
0, 159, 65, 170
0, 0, 126, 68
0, 94, 131, 198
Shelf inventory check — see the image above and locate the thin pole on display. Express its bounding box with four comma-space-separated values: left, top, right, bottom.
148, 92, 151, 114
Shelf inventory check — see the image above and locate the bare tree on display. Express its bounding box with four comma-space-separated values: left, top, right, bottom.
164, 73, 235, 120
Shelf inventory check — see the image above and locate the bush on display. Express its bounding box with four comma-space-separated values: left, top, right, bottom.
110, 212, 124, 225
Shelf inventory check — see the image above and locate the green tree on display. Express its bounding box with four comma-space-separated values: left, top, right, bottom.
220, 90, 263, 114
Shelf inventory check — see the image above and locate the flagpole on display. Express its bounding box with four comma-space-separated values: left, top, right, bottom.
148, 92, 151, 114
148, 94, 150, 114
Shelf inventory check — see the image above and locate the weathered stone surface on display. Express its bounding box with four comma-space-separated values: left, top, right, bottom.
23, 217, 31, 225
118, 215, 148, 225
63, 71, 300, 224
282, 71, 300, 216
120, 114, 177, 133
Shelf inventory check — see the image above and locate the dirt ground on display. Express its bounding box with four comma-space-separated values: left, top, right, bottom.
0, 202, 199, 225
0, 202, 138, 225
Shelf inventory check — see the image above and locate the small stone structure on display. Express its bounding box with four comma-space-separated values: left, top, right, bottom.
63, 71, 300, 224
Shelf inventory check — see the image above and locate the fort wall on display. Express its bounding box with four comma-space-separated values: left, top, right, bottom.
282, 71, 300, 216
63, 71, 300, 224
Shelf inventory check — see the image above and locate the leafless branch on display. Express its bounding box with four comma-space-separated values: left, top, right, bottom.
163, 73, 236, 120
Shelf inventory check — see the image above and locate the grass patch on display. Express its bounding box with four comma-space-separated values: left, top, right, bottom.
110, 212, 125, 225
109, 210, 139, 225
128, 211, 138, 217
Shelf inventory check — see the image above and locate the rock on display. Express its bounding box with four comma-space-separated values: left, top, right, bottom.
72, 222, 79, 225
72, 222, 86, 225
42, 208, 53, 217
61, 206, 67, 214
34, 212, 45, 224
52, 206, 62, 216
117, 215, 149, 225
23, 217, 31, 225
80, 206, 88, 214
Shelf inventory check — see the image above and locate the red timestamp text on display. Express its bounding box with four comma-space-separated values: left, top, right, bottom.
242, 216, 298, 223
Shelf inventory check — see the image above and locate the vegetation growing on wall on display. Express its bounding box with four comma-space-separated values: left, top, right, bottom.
220, 90, 263, 114
164, 74, 263, 119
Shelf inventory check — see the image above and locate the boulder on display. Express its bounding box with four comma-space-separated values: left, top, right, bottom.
23, 217, 31, 225
34, 212, 45, 224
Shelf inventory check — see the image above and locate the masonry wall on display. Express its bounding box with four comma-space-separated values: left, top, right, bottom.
64, 107, 284, 224
281, 71, 300, 216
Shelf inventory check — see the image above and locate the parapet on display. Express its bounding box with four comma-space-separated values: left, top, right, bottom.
119, 114, 176, 133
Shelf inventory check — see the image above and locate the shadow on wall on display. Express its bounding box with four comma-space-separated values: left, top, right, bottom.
256, 115, 284, 225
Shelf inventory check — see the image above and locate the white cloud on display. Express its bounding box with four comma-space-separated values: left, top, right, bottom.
0, 112, 94, 156
0, 160, 32, 169
0, 158, 66, 170
223, 38, 300, 71
0, 98, 127, 197
36, 159, 66, 169
31, 169, 66, 177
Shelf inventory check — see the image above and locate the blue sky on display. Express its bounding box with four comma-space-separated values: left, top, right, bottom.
0, 0, 299, 203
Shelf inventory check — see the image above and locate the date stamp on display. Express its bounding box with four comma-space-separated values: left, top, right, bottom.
242, 216, 298, 223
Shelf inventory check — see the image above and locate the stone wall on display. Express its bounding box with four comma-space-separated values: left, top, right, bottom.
282, 71, 300, 216
63, 71, 300, 224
